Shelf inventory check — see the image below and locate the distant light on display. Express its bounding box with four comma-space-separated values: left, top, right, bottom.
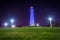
10, 19, 14, 23
4, 22, 8, 27
11, 25, 15, 28
36, 23, 39, 26
48, 18, 52, 21
31, 6, 33, 8
48, 17, 52, 27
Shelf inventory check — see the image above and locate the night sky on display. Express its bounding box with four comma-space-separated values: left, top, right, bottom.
0, 0, 60, 26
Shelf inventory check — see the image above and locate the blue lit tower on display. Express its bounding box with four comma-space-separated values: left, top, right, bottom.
30, 6, 35, 26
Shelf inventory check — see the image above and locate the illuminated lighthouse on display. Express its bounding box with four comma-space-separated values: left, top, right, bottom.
30, 6, 35, 26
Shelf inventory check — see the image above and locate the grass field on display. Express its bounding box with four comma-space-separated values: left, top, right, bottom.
0, 27, 60, 40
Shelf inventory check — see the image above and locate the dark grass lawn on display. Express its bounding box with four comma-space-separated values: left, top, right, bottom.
0, 27, 60, 40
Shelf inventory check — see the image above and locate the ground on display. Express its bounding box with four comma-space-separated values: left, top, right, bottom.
0, 27, 60, 40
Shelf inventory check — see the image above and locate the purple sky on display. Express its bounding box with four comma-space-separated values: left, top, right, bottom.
0, 0, 60, 26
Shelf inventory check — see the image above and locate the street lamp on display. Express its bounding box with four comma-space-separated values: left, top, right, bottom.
48, 18, 52, 27
10, 19, 14, 23
10, 19, 14, 27
36, 23, 39, 26
4, 22, 8, 27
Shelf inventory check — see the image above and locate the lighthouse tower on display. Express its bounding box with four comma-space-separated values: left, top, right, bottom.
30, 6, 35, 26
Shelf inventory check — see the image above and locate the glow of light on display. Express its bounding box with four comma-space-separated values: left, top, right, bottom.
11, 25, 15, 28
48, 18, 52, 21
10, 19, 14, 23
31, 6, 33, 8
36, 23, 39, 26
4, 22, 8, 27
